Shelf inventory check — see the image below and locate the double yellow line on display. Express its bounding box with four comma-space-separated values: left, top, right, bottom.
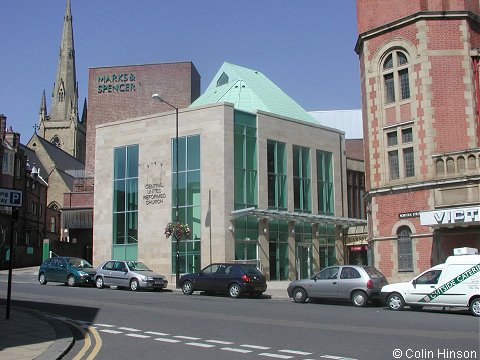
65, 320, 103, 360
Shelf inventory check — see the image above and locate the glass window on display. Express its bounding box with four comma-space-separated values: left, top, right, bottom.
402, 128, 413, 143
317, 150, 333, 215
397, 226, 413, 272
113, 145, 138, 258
416, 270, 442, 285
383, 50, 410, 104
293, 145, 311, 213
340, 267, 361, 279
317, 266, 339, 280
387, 132, 398, 146
202, 264, 219, 274
403, 147, 415, 177
388, 150, 400, 180
267, 140, 287, 210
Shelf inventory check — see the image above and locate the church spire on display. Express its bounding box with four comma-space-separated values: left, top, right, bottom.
49, 0, 78, 124
38, 90, 47, 132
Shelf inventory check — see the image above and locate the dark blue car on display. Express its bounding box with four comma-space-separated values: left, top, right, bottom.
179, 263, 267, 298
38, 256, 96, 287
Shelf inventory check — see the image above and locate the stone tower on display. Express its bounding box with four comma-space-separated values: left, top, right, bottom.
38, 0, 86, 163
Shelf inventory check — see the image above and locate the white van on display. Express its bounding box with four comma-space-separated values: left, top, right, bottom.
380, 248, 480, 316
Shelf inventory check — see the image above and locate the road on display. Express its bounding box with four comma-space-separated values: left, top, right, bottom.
1, 272, 479, 360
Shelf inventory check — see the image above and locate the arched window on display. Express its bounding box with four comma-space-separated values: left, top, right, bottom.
397, 226, 413, 272
382, 51, 410, 104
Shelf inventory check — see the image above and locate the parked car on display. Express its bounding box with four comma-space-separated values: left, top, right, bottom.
94, 260, 168, 291
38, 256, 96, 287
179, 263, 267, 298
381, 250, 480, 316
287, 265, 388, 307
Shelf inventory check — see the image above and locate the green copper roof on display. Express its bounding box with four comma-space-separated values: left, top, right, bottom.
189, 62, 316, 123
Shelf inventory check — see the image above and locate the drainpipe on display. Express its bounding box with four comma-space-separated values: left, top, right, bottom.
339, 134, 345, 216
473, 57, 480, 146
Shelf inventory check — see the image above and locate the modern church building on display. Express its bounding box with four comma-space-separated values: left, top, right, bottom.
93, 62, 365, 282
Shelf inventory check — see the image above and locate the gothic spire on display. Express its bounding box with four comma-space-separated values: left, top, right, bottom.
39, 89, 47, 124
49, 0, 78, 124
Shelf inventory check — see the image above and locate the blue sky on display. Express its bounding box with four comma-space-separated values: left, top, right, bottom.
1, 0, 360, 141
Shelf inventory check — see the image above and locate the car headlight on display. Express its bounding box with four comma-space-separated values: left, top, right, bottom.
145, 276, 154, 281
78, 271, 88, 276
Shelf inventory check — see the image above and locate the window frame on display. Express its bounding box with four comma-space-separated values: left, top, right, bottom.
382, 50, 411, 105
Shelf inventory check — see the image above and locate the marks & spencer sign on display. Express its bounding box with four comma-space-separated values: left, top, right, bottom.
420, 206, 480, 226
97, 73, 136, 94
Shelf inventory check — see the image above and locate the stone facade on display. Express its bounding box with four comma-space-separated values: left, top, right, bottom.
93, 103, 348, 281
356, 0, 480, 282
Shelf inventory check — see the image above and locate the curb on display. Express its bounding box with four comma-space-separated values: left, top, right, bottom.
18, 309, 75, 360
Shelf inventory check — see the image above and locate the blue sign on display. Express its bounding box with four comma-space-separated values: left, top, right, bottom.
0, 188, 23, 207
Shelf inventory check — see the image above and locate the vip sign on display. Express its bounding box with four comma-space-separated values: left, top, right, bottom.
420, 206, 480, 226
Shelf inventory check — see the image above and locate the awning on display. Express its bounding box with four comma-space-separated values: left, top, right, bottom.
61, 208, 93, 229
230, 208, 366, 228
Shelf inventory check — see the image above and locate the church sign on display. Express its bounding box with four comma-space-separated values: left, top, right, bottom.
143, 183, 166, 206
97, 73, 136, 94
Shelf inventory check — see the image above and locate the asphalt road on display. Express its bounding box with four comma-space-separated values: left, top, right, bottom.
1, 272, 479, 360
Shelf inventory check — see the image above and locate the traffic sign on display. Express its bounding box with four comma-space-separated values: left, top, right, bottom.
0, 188, 23, 207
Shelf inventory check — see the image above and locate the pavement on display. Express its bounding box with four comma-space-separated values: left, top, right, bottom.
0, 266, 291, 360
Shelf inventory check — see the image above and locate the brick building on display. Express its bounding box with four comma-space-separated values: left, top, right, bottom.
356, 0, 480, 282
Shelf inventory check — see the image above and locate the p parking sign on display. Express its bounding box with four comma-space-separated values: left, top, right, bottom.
0, 187, 23, 207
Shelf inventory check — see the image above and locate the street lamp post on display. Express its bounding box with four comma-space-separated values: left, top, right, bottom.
152, 94, 180, 287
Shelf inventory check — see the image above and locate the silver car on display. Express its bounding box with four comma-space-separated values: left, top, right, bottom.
94, 260, 168, 291
287, 265, 387, 307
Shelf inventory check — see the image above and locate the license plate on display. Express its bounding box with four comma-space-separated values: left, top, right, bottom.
155, 280, 163, 285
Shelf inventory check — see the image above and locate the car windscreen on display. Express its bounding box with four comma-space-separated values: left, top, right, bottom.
127, 261, 150, 271
68, 258, 93, 268
363, 266, 385, 279
238, 264, 263, 276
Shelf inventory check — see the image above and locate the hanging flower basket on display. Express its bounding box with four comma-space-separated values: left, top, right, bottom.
164, 221, 191, 240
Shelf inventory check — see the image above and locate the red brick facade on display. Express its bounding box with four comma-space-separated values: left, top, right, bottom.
357, 0, 480, 281
86, 62, 200, 175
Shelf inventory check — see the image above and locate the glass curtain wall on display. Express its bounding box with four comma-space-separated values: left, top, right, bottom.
234, 111, 258, 262
113, 145, 139, 260
317, 150, 333, 215
293, 145, 311, 213
268, 220, 289, 280
318, 224, 336, 269
267, 140, 287, 209
295, 222, 313, 279
172, 135, 201, 273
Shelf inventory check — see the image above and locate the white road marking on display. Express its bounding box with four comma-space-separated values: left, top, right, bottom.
118, 327, 142, 332
205, 339, 234, 345
145, 331, 170, 336
258, 353, 293, 359
154, 338, 181, 343
279, 349, 313, 355
94, 323, 116, 327
221, 347, 253, 353
241, 344, 271, 350
174, 335, 201, 340
186, 342, 216, 348
99, 329, 123, 334
125, 333, 151, 338
321, 356, 357, 360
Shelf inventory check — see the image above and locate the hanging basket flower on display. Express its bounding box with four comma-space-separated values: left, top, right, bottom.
165, 221, 191, 240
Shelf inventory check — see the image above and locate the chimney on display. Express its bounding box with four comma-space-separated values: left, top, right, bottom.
5, 126, 20, 148
0, 114, 6, 138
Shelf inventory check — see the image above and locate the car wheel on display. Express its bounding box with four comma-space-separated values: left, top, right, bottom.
229, 283, 241, 298
352, 290, 368, 307
469, 297, 480, 317
387, 293, 405, 311
292, 287, 307, 303
410, 305, 423, 311
66, 275, 76, 287
182, 280, 194, 295
95, 276, 104, 289
130, 278, 140, 291
39, 273, 47, 285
